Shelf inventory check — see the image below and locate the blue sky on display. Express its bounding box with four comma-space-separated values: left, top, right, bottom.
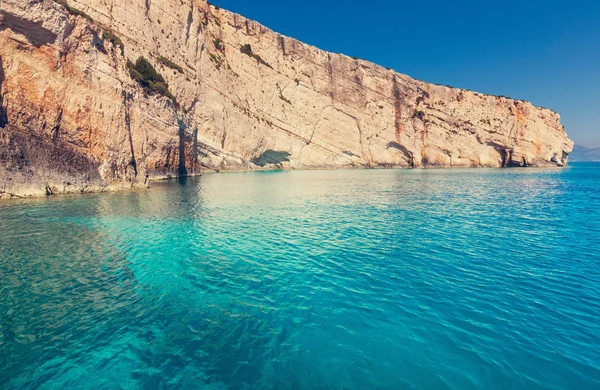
212, 0, 600, 147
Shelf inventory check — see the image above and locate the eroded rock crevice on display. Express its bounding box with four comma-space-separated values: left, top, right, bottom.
122, 92, 137, 179
392, 76, 404, 143
0, 56, 7, 129
252, 150, 291, 167
177, 117, 188, 177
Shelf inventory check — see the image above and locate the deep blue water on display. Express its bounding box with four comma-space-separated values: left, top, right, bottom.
1, 164, 600, 389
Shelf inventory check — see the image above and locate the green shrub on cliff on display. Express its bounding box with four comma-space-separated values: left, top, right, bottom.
240, 44, 273, 69
158, 56, 184, 74
102, 31, 124, 55
102, 31, 123, 50
54, 0, 94, 23
133, 57, 163, 83
240, 44, 253, 57
412, 110, 426, 120
127, 57, 176, 104
55, 0, 124, 56
127, 61, 142, 80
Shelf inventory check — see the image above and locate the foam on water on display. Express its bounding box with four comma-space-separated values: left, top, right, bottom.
1, 164, 600, 389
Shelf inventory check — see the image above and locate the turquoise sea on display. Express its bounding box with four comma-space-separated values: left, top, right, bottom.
1, 163, 599, 389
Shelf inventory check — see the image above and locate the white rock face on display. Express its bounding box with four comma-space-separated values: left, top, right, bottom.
0, 0, 574, 197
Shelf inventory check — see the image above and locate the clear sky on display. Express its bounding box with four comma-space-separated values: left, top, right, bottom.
212, 0, 599, 147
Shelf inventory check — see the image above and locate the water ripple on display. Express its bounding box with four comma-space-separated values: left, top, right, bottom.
1, 165, 600, 389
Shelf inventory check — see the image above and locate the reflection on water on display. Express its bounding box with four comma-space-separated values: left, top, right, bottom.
1, 165, 600, 389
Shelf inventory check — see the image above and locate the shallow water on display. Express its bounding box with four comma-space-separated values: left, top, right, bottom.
1, 164, 600, 389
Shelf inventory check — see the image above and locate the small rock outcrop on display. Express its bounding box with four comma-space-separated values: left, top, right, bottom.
0, 0, 574, 198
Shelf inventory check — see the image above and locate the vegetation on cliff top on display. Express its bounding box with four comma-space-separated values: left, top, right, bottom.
127, 57, 177, 106
54, 0, 93, 22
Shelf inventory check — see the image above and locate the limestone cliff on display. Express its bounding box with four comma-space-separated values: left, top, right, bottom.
0, 0, 574, 198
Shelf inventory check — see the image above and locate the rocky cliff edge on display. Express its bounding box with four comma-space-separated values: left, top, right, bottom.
0, 0, 574, 198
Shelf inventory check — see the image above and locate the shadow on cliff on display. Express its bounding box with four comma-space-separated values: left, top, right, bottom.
0, 11, 58, 48
0, 55, 7, 128
251, 150, 291, 167
178, 118, 188, 177
387, 142, 415, 167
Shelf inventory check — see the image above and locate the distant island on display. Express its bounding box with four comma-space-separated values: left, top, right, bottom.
570, 145, 600, 162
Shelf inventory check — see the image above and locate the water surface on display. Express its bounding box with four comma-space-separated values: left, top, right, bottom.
1, 164, 600, 389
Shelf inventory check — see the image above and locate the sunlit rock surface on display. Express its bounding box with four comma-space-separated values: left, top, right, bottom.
0, 0, 574, 197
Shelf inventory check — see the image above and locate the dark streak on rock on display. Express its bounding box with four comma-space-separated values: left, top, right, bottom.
279, 35, 286, 56
122, 92, 137, 177
487, 142, 511, 167
177, 118, 188, 177
0, 56, 7, 128
387, 141, 414, 168
186, 9, 193, 43
392, 75, 404, 143
192, 127, 198, 174
52, 108, 63, 139
327, 54, 334, 100
221, 129, 227, 149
